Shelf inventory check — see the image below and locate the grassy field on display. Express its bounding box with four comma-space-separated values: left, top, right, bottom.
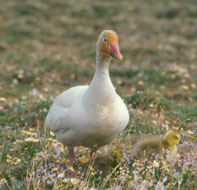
0, 0, 197, 189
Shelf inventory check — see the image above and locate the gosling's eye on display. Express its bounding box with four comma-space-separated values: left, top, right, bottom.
103, 38, 107, 43
174, 136, 179, 140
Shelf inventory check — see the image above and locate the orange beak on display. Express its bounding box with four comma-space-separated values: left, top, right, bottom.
110, 43, 123, 61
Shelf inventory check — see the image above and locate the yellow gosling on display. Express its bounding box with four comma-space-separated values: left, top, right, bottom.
134, 130, 181, 160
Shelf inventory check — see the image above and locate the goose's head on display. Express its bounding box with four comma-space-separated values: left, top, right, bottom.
164, 130, 181, 147
97, 30, 122, 61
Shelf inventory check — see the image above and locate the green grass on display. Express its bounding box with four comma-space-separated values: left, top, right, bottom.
0, 0, 197, 189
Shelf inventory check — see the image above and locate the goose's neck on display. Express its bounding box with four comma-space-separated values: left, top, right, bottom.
83, 51, 116, 104
95, 52, 111, 76
90, 51, 113, 90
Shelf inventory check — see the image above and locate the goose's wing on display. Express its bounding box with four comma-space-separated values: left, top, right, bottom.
45, 85, 88, 133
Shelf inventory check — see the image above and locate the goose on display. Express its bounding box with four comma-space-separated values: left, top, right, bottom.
134, 130, 181, 160
45, 30, 130, 177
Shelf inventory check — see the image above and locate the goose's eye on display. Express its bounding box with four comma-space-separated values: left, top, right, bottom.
174, 136, 179, 140
103, 38, 107, 43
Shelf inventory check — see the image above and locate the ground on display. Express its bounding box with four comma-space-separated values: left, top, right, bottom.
0, 0, 197, 189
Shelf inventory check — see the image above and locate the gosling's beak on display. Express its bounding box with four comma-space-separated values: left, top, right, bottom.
110, 43, 122, 61
179, 140, 183, 144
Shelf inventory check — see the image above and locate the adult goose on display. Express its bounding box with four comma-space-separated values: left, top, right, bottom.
45, 30, 129, 177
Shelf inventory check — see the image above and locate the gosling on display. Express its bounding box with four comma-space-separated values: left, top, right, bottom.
134, 130, 181, 160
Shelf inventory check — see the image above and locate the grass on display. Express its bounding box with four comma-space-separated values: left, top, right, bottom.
0, 0, 197, 189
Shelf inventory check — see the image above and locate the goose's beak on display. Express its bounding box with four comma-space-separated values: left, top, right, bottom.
110, 43, 123, 61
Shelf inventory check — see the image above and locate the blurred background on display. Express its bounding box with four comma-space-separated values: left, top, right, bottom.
0, 0, 196, 99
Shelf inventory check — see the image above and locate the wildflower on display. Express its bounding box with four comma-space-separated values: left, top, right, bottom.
13, 158, 21, 165
54, 143, 64, 157
64, 159, 69, 165
14, 140, 23, 144
7, 154, 12, 159
43, 108, 47, 112
88, 166, 94, 171
173, 171, 180, 178
70, 178, 79, 185
46, 179, 53, 185
69, 167, 75, 172
111, 185, 121, 190
33, 157, 40, 161
9, 148, 15, 152
152, 120, 157, 125
138, 81, 144, 85
50, 132, 55, 136
21, 130, 37, 137
1, 178, 7, 184
0, 97, 6, 101
78, 156, 89, 163
182, 85, 189, 90
155, 181, 165, 190
32, 88, 39, 96
25, 137, 39, 143
12, 79, 18, 84
62, 178, 70, 183
51, 167, 58, 172
133, 170, 138, 180
149, 104, 154, 108
191, 83, 196, 89
163, 176, 168, 183
6, 158, 12, 164
17, 69, 24, 79
187, 130, 194, 135
47, 138, 57, 143
0, 178, 7, 187
162, 124, 169, 131
57, 173, 65, 178
29, 128, 35, 132
153, 160, 159, 168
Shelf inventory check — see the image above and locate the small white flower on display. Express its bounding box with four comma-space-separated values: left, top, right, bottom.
54, 143, 64, 157
62, 178, 70, 183
70, 178, 80, 185
162, 124, 169, 130
173, 171, 180, 178
163, 176, 168, 183
32, 88, 39, 96
155, 181, 165, 190
133, 171, 138, 180
57, 173, 65, 178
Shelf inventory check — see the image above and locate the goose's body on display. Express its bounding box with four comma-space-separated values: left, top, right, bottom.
45, 30, 129, 176
45, 84, 129, 149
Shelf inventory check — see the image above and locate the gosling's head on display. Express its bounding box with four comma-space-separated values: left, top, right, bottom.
164, 130, 181, 147
97, 30, 122, 61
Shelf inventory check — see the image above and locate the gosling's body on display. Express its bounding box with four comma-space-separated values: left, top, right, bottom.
134, 130, 181, 160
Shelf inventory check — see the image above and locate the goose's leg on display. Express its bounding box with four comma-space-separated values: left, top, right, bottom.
90, 150, 97, 159
68, 147, 75, 178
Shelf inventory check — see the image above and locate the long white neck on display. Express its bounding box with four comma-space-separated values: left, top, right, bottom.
83, 51, 116, 106
93, 51, 113, 89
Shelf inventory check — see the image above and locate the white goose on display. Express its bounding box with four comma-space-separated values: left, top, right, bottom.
45, 30, 129, 176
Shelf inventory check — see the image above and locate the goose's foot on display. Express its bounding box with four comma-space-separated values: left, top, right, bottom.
68, 148, 75, 178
